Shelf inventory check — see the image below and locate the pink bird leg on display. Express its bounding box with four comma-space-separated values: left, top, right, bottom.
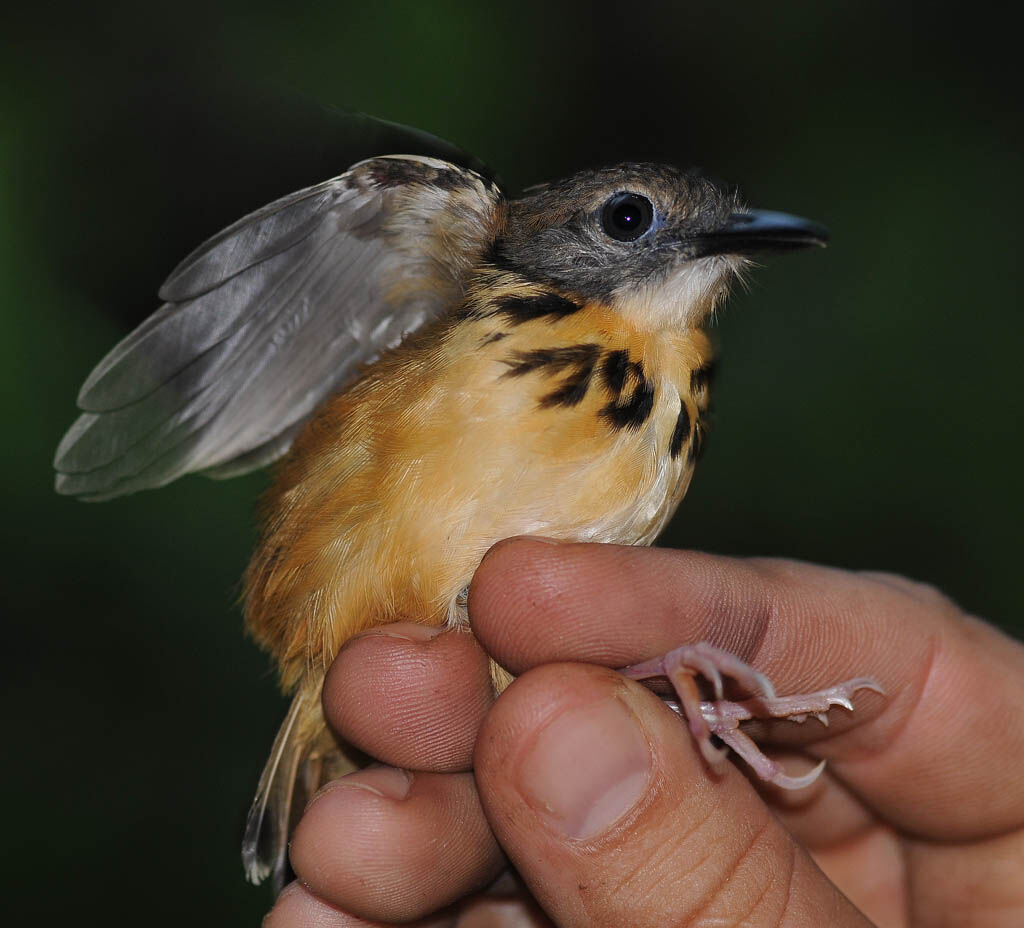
620, 642, 883, 790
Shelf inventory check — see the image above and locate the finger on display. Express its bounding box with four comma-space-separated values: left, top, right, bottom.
263, 882, 366, 927
454, 873, 555, 927
263, 882, 417, 927
264, 877, 553, 928
470, 538, 896, 676
324, 622, 493, 772
746, 751, 907, 928
290, 765, 504, 923
470, 539, 1024, 839
474, 663, 872, 927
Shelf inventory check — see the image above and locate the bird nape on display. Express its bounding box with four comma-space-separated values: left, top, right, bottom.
54, 131, 879, 892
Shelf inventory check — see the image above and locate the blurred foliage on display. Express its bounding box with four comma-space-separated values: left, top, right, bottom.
2, 1, 1021, 923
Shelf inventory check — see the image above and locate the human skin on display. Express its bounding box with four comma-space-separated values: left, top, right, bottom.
264, 538, 1024, 927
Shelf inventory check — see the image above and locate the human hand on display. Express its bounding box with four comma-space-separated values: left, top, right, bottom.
264, 539, 1024, 926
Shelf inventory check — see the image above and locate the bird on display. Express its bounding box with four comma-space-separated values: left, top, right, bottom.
54, 131, 880, 891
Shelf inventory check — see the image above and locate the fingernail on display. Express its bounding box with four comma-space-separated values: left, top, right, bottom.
306, 765, 412, 809
517, 698, 651, 840
343, 765, 412, 799
353, 622, 445, 642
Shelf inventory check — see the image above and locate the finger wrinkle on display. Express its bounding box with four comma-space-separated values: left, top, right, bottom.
743, 841, 788, 928
680, 814, 780, 928
776, 838, 798, 928
606, 788, 748, 921
698, 820, 774, 922
593, 823, 705, 926
633, 806, 714, 891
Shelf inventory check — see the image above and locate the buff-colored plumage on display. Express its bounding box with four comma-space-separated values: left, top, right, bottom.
246, 295, 713, 686
242, 277, 715, 847
54, 143, 834, 890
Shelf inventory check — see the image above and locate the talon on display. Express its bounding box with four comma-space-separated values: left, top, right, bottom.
769, 759, 826, 791
697, 737, 729, 768
853, 677, 886, 696
707, 666, 725, 701
829, 696, 855, 711
752, 671, 776, 700
687, 654, 725, 700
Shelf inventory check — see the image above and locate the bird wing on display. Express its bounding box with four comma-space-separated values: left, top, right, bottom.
54, 156, 502, 500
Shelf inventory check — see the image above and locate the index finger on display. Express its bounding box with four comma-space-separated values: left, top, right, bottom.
467, 538, 1024, 841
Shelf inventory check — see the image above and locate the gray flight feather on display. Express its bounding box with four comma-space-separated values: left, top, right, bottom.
53, 155, 502, 500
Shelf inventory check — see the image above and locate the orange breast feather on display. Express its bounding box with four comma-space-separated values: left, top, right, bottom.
244, 302, 713, 690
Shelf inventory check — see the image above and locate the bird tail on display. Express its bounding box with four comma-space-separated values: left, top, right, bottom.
242, 687, 308, 889
241, 687, 360, 892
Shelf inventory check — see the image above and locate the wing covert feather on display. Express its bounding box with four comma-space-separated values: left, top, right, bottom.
54, 156, 502, 499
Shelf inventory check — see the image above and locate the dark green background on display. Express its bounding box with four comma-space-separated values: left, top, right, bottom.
4, 2, 1021, 923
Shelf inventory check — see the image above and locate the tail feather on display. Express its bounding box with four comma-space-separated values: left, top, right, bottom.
242, 688, 309, 889
242, 687, 362, 892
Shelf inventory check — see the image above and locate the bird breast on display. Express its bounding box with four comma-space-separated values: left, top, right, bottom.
244, 297, 714, 686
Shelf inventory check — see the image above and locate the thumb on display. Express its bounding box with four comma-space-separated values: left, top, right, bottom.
474, 663, 872, 927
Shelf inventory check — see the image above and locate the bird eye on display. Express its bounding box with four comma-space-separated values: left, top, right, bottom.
601, 192, 654, 242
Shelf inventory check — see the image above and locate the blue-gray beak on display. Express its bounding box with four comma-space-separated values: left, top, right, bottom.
694, 209, 829, 257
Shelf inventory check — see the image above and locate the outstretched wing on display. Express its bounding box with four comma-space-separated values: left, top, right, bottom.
54, 156, 502, 500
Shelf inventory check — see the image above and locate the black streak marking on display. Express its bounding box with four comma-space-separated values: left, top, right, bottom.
503, 344, 601, 409
540, 355, 598, 408
480, 331, 508, 347
502, 344, 601, 377
495, 292, 581, 325
688, 360, 714, 460
600, 359, 655, 431
670, 402, 692, 459
690, 361, 717, 405
689, 422, 706, 463
600, 350, 629, 396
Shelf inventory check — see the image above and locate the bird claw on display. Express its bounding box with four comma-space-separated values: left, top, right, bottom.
772, 759, 827, 791
620, 644, 882, 791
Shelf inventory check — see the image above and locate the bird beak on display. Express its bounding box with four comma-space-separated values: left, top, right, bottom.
692, 210, 829, 258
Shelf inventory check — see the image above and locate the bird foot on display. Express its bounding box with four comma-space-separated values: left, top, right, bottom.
620, 643, 882, 790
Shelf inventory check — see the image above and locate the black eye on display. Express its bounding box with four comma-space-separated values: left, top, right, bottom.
601, 192, 654, 242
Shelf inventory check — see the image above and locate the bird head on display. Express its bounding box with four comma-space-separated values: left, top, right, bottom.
491, 163, 828, 330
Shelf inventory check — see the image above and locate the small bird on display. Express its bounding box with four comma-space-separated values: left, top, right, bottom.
54, 136, 879, 890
